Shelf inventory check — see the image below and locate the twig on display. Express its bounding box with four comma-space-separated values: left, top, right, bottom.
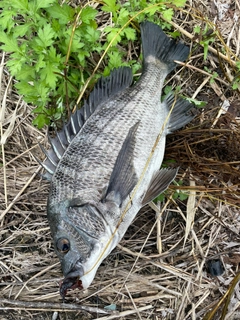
92, 305, 152, 320
164, 17, 237, 67
175, 61, 229, 86
0, 298, 116, 315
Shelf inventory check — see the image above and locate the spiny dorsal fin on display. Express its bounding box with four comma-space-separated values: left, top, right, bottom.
104, 122, 139, 206
165, 93, 195, 134
141, 168, 178, 206
39, 67, 133, 180
88, 66, 133, 113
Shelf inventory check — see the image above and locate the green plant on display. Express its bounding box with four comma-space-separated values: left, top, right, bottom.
203, 66, 219, 85
0, 0, 101, 127
231, 61, 240, 90
154, 178, 189, 203
185, 97, 206, 108
0, 0, 187, 128
194, 25, 216, 60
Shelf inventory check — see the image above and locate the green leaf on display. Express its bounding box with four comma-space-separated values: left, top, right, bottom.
16, 64, 35, 81
36, 24, 56, 48
6, 59, 23, 76
80, 6, 98, 24
185, 97, 206, 108
10, 0, 29, 12
77, 50, 90, 64
15, 81, 38, 99
105, 27, 122, 45
0, 31, 19, 52
102, 0, 120, 13
179, 192, 189, 201
194, 25, 201, 34
117, 8, 129, 24
236, 61, 240, 69
203, 43, 208, 60
170, 31, 181, 39
162, 8, 173, 21
108, 51, 123, 68
41, 67, 58, 88
46, 3, 75, 24
40, 46, 62, 88
36, 84, 51, 104
154, 193, 165, 203
124, 27, 136, 41
6, 47, 28, 75
232, 81, 240, 90
32, 105, 47, 114
14, 23, 33, 37
32, 113, 50, 129
35, 55, 46, 72
144, 5, 159, 15
84, 26, 100, 44
34, 0, 56, 10
51, 19, 61, 33
0, 10, 16, 31
171, 0, 186, 6
65, 29, 85, 53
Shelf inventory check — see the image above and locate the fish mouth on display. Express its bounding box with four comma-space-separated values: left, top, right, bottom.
60, 267, 84, 299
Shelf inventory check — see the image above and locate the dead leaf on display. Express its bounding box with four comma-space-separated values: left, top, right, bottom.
184, 180, 196, 246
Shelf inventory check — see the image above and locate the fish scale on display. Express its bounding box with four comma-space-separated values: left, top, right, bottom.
51, 83, 163, 205
38, 21, 195, 297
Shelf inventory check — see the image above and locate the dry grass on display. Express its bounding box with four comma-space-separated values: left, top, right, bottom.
0, 1, 240, 319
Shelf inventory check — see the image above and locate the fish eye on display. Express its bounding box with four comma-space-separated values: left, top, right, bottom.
56, 238, 70, 254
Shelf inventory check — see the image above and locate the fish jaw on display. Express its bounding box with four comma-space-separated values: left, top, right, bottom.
59, 230, 118, 297
48, 199, 120, 295
60, 263, 84, 299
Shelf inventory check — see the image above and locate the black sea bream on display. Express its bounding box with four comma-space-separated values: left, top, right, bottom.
39, 21, 194, 298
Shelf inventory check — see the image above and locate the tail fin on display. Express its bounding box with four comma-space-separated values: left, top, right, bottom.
140, 21, 189, 72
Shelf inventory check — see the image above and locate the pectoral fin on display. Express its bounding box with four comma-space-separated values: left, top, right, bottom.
142, 168, 178, 206
104, 122, 139, 205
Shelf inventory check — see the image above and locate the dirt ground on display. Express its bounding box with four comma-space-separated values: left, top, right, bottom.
0, 1, 240, 319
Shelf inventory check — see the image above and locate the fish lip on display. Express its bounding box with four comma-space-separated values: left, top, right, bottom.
64, 268, 83, 279
60, 264, 84, 299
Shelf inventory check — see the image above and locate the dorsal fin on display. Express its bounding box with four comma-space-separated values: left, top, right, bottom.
88, 66, 133, 112
38, 67, 133, 180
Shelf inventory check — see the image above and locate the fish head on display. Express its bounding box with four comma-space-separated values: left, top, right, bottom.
47, 198, 112, 298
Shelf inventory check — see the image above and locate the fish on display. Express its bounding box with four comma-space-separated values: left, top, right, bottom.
38, 21, 194, 298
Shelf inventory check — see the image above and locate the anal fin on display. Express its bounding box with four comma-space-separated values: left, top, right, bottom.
165, 94, 195, 133
142, 168, 178, 206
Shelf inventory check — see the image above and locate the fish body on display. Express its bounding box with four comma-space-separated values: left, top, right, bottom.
40, 21, 194, 296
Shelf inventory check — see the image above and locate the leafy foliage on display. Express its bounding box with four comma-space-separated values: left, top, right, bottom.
0, 0, 187, 128
194, 25, 216, 60
154, 178, 189, 203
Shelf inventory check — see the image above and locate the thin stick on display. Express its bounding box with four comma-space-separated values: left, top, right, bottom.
0, 298, 115, 315
165, 18, 237, 67
125, 284, 142, 320
92, 305, 152, 320
175, 61, 229, 86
